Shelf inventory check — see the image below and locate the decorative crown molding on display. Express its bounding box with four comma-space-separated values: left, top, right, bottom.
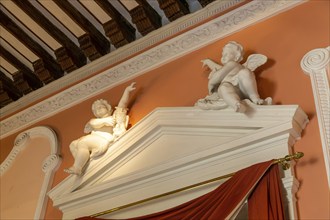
0, 0, 305, 139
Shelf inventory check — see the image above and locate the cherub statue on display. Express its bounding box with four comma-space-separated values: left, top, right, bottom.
195, 41, 271, 112
64, 82, 136, 175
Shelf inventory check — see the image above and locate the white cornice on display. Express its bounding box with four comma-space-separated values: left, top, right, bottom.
48, 105, 308, 219
0, 0, 305, 139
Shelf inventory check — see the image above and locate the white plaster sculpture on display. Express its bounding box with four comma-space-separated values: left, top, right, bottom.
195, 41, 272, 112
64, 82, 136, 175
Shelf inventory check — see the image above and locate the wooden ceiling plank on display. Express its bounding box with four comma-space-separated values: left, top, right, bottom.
93, 0, 136, 48
124, 0, 162, 36
0, 26, 39, 64
53, 0, 110, 60
0, 11, 64, 79
0, 80, 14, 108
0, 71, 23, 100
1, 42, 53, 85
1, 0, 62, 50
79, 0, 112, 24
0, 67, 32, 98
0, 45, 44, 89
197, 0, 216, 8
37, 0, 86, 38
157, 0, 190, 22
12, 0, 86, 72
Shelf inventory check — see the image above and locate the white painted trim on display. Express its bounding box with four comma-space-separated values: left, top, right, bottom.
0, 0, 306, 139
0, 126, 62, 220
48, 105, 308, 219
301, 46, 330, 187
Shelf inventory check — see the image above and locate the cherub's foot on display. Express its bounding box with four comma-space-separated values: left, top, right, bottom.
64, 166, 82, 175
264, 97, 272, 105
251, 98, 264, 105
234, 102, 247, 113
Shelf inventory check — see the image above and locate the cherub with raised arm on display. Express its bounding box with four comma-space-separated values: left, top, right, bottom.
64, 82, 136, 175
196, 41, 271, 112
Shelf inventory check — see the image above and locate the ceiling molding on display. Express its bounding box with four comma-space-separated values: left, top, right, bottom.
0, 0, 305, 139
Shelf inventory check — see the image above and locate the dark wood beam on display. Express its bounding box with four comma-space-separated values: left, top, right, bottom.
94, 0, 136, 48
0, 71, 24, 100
33, 60, 55, 84
197, 0, 216, 7
53, 0, 110, 61
0, 11, 64, 79
129, 0, 162, 36
0, 45, 44, 89
0, 80, 14, 108
12, 0, 86, 72
157, 0, 190, 22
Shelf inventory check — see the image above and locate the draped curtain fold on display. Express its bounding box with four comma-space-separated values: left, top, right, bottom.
77, 160, 285, 220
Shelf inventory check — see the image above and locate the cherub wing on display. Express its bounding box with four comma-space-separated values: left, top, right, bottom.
243, 54, 267, 71
84, 121, 93, 134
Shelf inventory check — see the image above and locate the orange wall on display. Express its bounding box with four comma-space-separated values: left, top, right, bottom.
0, 1, 329, 219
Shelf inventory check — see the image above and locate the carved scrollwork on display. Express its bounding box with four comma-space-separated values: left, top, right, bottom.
0, 132, 30, 176
301, 47, 330, 73
301, 46, 330, 187
14, 132, 30, 147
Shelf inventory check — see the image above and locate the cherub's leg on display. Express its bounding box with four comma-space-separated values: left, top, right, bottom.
238, 69, 263, 104
69, 140, 79, 158
219, 82, 246, 113
64, 141, 90, 175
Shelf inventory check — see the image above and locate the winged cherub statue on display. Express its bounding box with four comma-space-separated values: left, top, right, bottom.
64, 82, 136, 175
195, 41, 272, 112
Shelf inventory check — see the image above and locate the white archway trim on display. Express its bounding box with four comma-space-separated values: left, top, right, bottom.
0, 126, 62, 220
301, 46, 330, 186
0, 0, 306, 139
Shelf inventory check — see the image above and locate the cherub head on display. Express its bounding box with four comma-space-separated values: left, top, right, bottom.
221, 41, 244, 64
92, 99, 112, 118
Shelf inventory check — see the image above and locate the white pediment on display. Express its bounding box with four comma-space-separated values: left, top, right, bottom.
49, 105, 308, 219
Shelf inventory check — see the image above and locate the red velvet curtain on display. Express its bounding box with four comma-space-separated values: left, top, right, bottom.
248, 164, 285, 220
77, 160, 285, 220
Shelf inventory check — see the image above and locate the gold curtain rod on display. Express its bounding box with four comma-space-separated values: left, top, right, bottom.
91, 152, 304, 218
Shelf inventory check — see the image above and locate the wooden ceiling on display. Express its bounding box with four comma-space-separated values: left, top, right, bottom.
0, 0, 218, 109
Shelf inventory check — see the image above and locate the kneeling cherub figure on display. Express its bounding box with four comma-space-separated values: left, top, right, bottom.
197, 41, 271, 112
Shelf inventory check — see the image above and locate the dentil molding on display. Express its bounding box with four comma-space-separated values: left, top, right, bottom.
0, 0, 305, 138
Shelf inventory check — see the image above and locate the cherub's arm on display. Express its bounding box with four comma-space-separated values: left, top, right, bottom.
117, 82, 136, 109
88, 117, 115, 129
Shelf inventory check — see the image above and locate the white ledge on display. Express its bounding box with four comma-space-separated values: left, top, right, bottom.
48, 105, 308, 219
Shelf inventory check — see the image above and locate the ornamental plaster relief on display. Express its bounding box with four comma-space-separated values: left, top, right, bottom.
301, 46, 330, 186
0, 0, 305, 138
0, 126, 61, 220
